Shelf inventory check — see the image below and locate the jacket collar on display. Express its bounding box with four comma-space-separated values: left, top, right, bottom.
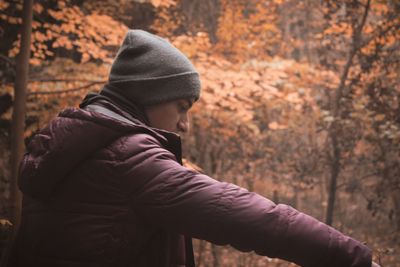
81, 102, 183, 164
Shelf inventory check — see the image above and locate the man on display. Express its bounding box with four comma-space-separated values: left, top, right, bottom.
10, 30, 379, 267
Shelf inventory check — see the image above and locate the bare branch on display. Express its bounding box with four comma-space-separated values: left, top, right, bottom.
28, 81, 105, 96
337, 172, 379, 189
360, 21, 400, 50
28, 78, 106, 83
0, 55, 15, 67
355, 0, 371, 44
333, 0, 371, 114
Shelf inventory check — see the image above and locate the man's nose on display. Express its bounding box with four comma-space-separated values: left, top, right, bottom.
178, 116, 190, 133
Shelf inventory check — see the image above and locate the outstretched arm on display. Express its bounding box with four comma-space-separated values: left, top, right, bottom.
122, 135, 373, 267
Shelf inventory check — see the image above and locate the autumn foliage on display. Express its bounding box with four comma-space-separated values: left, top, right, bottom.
0, 0, 399, 266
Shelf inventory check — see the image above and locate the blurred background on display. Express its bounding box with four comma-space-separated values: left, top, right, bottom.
0, 0, 399, 266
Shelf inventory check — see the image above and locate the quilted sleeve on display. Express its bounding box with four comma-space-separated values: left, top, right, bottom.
119, 134, 372, 267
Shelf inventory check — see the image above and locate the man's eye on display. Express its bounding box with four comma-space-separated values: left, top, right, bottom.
178, 103, 189, 111
179, 105, 188, 112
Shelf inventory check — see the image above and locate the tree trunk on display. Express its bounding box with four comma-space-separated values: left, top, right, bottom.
325, 0, 370, 226
10, 0, 32, 231
0, 0, 33, 265
325, 132, 340, 226
392, 190, 400, 232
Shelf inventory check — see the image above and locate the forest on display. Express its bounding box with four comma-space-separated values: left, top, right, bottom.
0, 0, 399, 266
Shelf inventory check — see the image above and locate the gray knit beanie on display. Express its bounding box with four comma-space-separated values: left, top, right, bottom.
101, 30, 201, 105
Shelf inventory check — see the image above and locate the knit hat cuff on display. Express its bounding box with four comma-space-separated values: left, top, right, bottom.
106, 72, 201, 105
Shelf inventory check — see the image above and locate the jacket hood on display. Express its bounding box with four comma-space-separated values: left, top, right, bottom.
18, 107, 177, 200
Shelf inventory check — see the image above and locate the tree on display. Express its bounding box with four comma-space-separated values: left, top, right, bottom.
0, 0, 33, 265
318, 0, 399, 227
324, 0, 372, 226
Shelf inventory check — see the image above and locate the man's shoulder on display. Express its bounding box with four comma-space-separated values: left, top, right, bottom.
60, 106, 181, 160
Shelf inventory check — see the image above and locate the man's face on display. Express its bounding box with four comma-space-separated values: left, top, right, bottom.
144, 98, 194, 134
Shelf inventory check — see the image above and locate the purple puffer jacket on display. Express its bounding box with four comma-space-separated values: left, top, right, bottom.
10, 101, 372, 267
